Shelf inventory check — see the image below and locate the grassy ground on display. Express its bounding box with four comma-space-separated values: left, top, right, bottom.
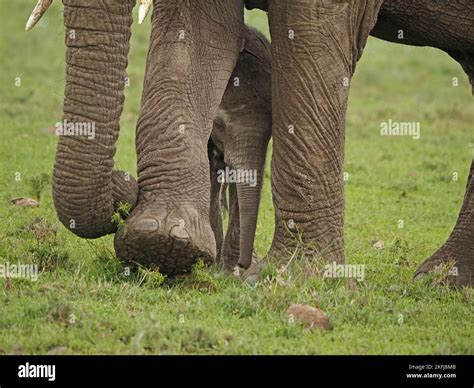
0, 2, 473, 355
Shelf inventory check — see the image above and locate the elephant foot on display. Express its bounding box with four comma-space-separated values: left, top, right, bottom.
217, 253, 262, 284
267, 232, 345, 268
241, 254, 262, 284
414, 233, 474, 287
414, 160, 474, 287
114, 204, 216, 276
219, 253, 238, 274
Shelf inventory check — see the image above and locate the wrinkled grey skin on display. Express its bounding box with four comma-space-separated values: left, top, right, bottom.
208, 27, 271, 271
53, 0, 251, 276
50, 0, 473, 285
246, 0, 474, 286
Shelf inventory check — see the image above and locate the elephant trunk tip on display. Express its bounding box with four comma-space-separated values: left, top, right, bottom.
238, 256, 252, 270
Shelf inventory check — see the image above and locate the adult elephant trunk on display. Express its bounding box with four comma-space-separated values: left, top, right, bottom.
53, 0, 138, 239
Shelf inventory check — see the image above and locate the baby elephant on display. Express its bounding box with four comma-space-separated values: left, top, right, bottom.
208, 26, 271, 273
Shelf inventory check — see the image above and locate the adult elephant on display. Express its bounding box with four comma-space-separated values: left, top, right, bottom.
245, 0, 473, 286
27, 0, 473, 286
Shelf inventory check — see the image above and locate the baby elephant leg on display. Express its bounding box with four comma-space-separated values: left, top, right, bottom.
208, 140, 225, 263
220, 183, 241, 273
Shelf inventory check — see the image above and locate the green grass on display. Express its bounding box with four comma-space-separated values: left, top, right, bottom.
0, 2, 473, 355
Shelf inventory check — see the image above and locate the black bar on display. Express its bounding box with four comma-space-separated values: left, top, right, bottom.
0, 356, 472, 387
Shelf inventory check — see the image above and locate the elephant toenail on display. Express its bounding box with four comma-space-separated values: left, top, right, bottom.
134, 218, 159, 232
170, 225, 189, 240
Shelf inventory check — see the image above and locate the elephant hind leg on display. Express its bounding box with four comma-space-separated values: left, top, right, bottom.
414, 161, 474, 286
414, 52, 474, 286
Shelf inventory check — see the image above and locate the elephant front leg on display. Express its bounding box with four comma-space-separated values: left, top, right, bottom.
415, 160, 474, 286
267, 0, 382, 264
114, 0, 244, 276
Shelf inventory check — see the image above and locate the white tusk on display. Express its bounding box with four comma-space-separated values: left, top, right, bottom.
138, 0, 152, 24
25, 0, 53, 31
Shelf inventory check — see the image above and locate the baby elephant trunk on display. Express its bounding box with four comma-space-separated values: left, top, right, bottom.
225, 112, 271, 270
231, 141, 267, 269
236, 179, 262, 269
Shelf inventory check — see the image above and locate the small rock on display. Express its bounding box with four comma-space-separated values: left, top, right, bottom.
372, 240, 385, 250
10, 197, 39, 207
287, 304, 331, 330
47, 346, 67, 355
9, 345, 24, 355
347, 278, 358, 290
